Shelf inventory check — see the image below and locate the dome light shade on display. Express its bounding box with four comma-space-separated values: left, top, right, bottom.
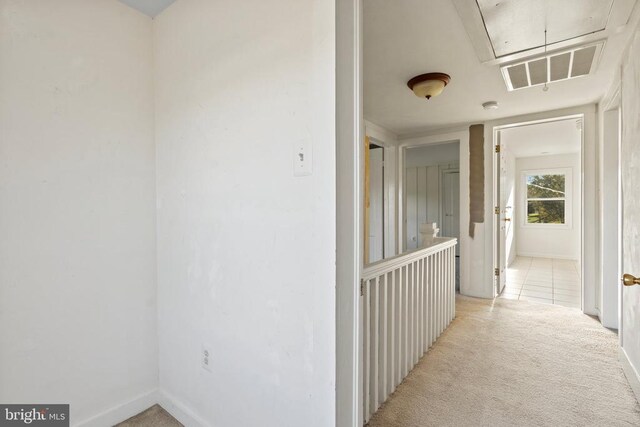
407, 73, 451, 99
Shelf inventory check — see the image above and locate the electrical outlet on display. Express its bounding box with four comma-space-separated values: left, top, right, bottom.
201, 344, 212, 372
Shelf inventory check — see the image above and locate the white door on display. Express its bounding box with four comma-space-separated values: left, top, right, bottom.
494, 137, 506, 294
442, 171, 460, 255
620, 51, 640, 393
369, 147, 384, 262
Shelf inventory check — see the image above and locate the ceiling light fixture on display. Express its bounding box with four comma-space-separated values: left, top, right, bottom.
407, 73, 451, 99
482, 101, 499, 110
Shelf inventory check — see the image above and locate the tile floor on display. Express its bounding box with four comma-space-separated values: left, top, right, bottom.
499, 256, 581, 309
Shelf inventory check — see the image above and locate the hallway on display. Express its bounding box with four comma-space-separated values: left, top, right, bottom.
367, 295, 640, 427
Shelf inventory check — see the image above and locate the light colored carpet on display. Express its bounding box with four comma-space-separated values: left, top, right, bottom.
368, 295, 640, 427
115, 404, 182, 427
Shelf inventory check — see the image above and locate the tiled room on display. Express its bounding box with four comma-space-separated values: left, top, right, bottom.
500, 257, 581, 308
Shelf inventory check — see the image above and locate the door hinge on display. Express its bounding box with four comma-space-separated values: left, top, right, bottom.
360, 279, 365, 296
495, 144, 501, 153
494, 268, 500, 276
495, 206, 500, 214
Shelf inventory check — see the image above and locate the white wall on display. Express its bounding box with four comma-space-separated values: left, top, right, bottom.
403, 142, 460, 250
405, 142, 460, 168
597, 80, 621, 328
515, 154, 581, 260
153, 1, 336, 426
0, 1, 158, 425
620, 16, 640, 400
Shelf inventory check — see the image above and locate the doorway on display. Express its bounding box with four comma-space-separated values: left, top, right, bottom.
402, 140, 461, 288
494, 116, 583, 308
367, 142, 385, 263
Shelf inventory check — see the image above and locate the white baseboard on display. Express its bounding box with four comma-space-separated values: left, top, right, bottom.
620, 347, 640, 404
517, 252, 578, 260
157, 389, 210, 427
74, 389, 159, 427
73, 388, 210, 427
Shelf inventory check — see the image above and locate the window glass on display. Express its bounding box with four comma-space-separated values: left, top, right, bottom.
525, 173, 566, 224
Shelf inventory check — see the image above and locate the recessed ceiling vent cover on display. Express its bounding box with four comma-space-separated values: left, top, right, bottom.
501, 42, 603, 91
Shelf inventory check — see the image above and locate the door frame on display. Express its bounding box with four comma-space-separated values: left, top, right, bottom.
367, 143, 385, 262
336, 0, 363, 425
367, 134, 398, 259
599, 84, 621, 330
492, 113, 586, 308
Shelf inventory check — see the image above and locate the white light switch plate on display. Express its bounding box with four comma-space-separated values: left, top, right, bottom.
294, 139, 312, 176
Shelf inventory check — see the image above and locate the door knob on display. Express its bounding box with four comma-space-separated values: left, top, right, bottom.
622, 274, 640, 286
502, 218, 511, 222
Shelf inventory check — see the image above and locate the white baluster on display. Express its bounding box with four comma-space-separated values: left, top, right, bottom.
381, 273, 387, 405
373, 276, 379, 412
391, 269, 396, 390
363, 279, 370, 421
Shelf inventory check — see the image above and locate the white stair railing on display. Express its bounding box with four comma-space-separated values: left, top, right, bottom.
362, 237, 457, 423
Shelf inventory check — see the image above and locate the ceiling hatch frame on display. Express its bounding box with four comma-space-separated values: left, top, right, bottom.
500, 41, 605, 91
452, 0, 638, 65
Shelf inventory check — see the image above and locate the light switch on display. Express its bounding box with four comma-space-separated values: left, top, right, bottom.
294, 139, 312, 177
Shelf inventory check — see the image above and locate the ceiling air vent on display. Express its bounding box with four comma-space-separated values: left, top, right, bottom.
501, 42, 603, 91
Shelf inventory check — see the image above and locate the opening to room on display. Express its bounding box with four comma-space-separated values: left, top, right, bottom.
495, 117, 583, 308
402, 141, 460, 289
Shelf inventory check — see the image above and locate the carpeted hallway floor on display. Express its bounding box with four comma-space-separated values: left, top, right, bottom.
368, 295, 640, 427
116, 405, 181, 427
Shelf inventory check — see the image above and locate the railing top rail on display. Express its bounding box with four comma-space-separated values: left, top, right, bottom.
362, 237, 457, 280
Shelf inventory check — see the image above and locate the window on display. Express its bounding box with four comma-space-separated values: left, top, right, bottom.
523, 170, 570, 225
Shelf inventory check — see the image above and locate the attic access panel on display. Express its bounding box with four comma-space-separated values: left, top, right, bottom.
477, 0, 613, 58
501, 43, 602, 91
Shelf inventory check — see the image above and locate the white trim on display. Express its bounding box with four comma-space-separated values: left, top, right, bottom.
365, 120, 398, 146
620, 348, 640, 404
71, 388, 213, 427
336, 0, 363, 425
367, 132, 398, 259
363, 237, 457, 279
520, 168, 572, 228
157, 389, 211, 427
74, 389, 159, 427
598, 106, 621, 329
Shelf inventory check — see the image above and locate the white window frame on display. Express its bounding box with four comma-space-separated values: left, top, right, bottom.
521, 168, 572, 228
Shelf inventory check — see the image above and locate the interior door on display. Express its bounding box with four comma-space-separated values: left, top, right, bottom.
620, 50, 640, 393
495, 135, 506, 295
442, 171, 460, 255
498, 142, 512, 293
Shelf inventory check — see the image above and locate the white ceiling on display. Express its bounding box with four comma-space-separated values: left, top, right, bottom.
363, 0, 639, 137
118, 0, 176, 17
500, 119, 582, 158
